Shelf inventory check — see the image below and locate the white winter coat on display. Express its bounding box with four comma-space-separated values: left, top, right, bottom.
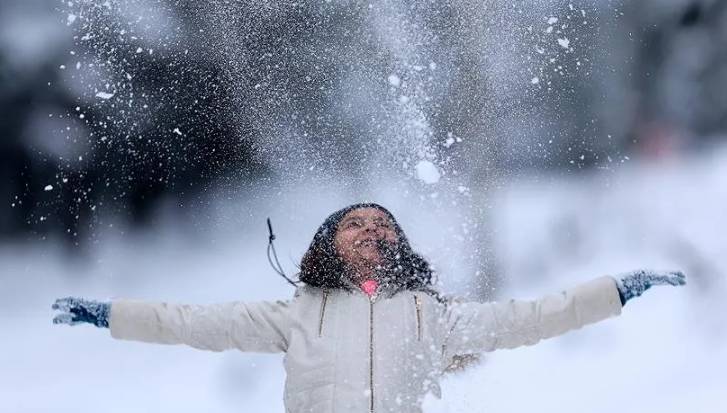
109, 276, 622, 413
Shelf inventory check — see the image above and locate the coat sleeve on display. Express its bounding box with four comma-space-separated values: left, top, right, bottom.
109, 299, 292, 353
441, 276, 622, 358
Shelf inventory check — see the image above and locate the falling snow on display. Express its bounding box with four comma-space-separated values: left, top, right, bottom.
95, 91, 114, 100
415, 160, 441, 184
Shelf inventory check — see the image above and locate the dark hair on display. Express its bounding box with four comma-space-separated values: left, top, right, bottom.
298, 203, 438, 297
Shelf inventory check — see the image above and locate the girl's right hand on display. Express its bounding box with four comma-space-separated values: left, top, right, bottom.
52, 297, 110, 328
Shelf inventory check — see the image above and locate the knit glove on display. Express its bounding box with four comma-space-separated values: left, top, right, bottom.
52, 297, 110, 328
616, 269, 686, 306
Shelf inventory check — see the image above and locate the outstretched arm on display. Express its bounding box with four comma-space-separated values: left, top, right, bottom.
53, 297, 293, 353
442, 270, 686, 358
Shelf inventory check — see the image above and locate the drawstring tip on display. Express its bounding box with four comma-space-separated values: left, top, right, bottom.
266, 217, 275, 242
266, 217, 298, 288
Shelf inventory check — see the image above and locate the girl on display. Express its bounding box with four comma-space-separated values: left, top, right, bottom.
53, 203, 685, 413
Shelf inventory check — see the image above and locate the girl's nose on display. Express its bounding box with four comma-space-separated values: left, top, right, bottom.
363, 222, 380, 235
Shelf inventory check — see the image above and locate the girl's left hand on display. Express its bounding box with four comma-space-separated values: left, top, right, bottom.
616, 269, 686, 305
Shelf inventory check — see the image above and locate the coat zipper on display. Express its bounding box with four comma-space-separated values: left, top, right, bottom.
413, 294, 422, 341
368, 296, 375, 413
318, 290, 329, 337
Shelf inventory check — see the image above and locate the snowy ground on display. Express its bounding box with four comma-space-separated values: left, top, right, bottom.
1, 145, 725, 412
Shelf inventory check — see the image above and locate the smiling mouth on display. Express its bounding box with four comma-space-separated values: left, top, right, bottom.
355, 238, 379, 246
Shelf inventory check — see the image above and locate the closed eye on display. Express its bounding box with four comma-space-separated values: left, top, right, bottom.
344, 219, 362, 228
373, 220, 392, 229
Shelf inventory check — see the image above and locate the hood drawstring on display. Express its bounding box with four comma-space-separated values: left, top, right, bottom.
267, 217, 300, 287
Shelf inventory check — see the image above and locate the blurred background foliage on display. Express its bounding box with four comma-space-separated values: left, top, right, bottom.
1, 0, 725, 274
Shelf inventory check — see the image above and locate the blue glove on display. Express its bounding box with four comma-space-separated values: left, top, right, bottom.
616, 269, 686, 305
52, 297, 110, 328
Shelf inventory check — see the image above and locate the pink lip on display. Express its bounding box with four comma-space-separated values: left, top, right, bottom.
354, 239, 379, 249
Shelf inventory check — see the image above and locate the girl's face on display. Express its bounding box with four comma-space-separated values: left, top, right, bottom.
334, 207, 398, 272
